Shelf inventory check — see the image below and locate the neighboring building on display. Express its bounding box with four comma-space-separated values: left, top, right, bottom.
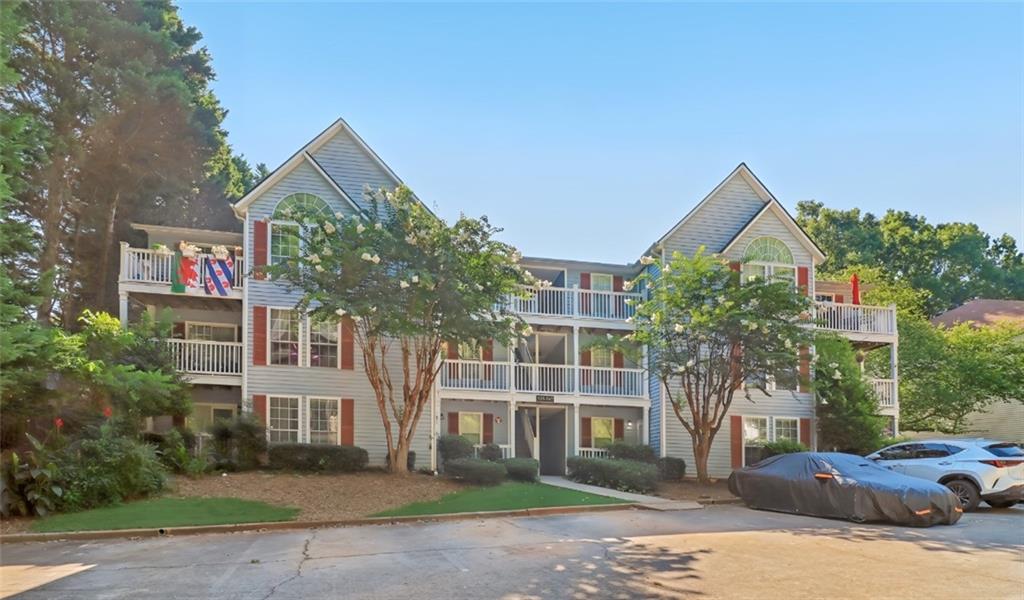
905, 299, 1024, 443
118, 117, 900, 477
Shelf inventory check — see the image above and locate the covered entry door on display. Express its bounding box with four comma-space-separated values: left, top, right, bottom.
515, 405, 567, 476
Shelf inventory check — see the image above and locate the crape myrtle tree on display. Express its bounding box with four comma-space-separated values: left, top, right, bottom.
267, 186, 532, 473
629, 249, 814, 482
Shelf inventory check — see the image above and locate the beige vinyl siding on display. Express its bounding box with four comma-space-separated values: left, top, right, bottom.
662, 176, 766, 258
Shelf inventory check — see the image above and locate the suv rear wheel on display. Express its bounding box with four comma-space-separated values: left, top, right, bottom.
945, 479, 981, 512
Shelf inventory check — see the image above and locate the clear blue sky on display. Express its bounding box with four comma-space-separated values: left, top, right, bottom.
179, 2, 1023, 263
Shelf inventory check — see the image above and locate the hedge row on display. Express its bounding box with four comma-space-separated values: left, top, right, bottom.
566, 457, 658, 493
268, 444, 369, 472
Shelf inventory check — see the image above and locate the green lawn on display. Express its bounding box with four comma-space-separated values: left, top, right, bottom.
31, 497, 299, 533
374, 482, 624, 517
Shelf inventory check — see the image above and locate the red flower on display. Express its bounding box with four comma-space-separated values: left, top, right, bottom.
103, 406, 113, 418
54, 418, 64, 430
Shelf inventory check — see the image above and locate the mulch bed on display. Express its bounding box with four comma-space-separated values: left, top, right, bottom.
1, 471, 464, 536
656, 478, 737, 503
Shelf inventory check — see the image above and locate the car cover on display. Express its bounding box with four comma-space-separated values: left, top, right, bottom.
728, 452, 962, 527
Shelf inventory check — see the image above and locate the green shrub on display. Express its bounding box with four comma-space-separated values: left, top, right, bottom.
763, 439, 808, 458
445, 458, 507, 485
656, 457, 687, 481
1, 439, 63, 517
209, 415, 267, 470
57, 433, 167, 511
566, 457, 657, 493
438, 434, 474, 465
501, 458, 539, 482
156, 429, 208, 477
268, 444, 369, 472
477, 443, 504, 462
605, 442, 656, 463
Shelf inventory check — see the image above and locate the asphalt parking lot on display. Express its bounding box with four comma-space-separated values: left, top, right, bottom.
1, 504, 1021, 599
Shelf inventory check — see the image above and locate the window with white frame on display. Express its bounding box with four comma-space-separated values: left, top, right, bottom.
270, 223, 300, 266
591, 416, 615, 448
187, 323, 237, 342
270, 309, 300, 366
774, 417, 799, 442
308, 319, 339, 368
459, 412, 482, 444
742, 237, 796, 286
590, 273, 613, 291
457, 342, 483, 361
269, 397, 300, 443
308, 398, 339, 444
270, 193, 334, 266
590, 346, 613, 368
743, 416, 802, 465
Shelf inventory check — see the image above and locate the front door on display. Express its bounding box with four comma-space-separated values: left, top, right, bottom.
515, 405, 567, 475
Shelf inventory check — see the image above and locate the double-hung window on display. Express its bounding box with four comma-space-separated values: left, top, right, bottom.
187, 323, 237, 342
591, 416, 615, 448
268, 397, 300, 443
270, 309, 300, 366
308, 398, 340, 444
270, 223, 300, 266
773, 417, 799, 442
742, 416, 802, 465
459, 412, 483, 445
270, 193, 335, 267
309, 319, 339, 368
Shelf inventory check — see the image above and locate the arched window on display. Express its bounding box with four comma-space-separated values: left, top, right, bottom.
273, 193, 333, 221
270, 193, 333, 265
741, 237, 795, 285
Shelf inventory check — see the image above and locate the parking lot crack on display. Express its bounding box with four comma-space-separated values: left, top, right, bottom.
260, 530, 316, 600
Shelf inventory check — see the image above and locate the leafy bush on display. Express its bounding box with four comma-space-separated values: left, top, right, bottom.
154, 429, 208, 477
477, 443, 504, 462
209, 415, 267, 470
656, 457, 687, 481
763, 439, 808, 458
1, 439, 63, 517
501, 458, 539, 482
605, 442, 656, 464
268, 444, 368, 472
438, 434, 474, 465
566, 457, 657, 493
445, 458, 507, 485
57, 433, 166, 511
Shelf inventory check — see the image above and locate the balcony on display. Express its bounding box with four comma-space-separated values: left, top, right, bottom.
870, 378, 897, 409
119, 246, 244, 299
166, 339, 243, 384
814, 301, 896, 339
440, 360, 646, 398
505, 285, 642, 322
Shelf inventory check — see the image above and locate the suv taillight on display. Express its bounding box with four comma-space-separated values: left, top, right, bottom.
979, 459, 1024, 468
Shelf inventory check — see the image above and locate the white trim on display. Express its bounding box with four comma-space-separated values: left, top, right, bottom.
267, 395, 302, 443
739, 414, 806, 467
267, 306, 303, 367
457, 411, 484, 445
184, 321, 238, 342
720, 201, 827, 264
302, 153, 364, 215
307, 396, 342, 445
306, 315, 340, 369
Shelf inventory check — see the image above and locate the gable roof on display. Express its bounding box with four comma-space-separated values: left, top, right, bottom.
718, 198, 827, 263
232, 117, 411, 218
652, 163, 826, 264
932, 299, 1024, 328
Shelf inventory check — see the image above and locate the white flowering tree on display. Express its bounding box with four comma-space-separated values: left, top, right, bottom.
267, 186, 530, 473
629, 249, 814, 482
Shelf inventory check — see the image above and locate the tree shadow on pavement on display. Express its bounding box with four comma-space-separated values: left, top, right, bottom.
510, 537, 712, 599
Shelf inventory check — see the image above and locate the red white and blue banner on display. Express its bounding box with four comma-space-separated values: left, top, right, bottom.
204, 256, 234, 296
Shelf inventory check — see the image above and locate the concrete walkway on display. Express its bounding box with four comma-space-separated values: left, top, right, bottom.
540, 476, 702, 511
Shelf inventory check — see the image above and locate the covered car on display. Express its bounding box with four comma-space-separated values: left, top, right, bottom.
728, 452, 962, 527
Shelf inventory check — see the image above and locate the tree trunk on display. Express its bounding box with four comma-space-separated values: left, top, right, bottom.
692, 437, 712, 483
388, 438, 411, 474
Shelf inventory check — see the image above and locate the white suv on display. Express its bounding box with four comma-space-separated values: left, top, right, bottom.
867, 439, 1024, 511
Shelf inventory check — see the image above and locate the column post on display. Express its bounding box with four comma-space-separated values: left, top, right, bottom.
642, 405, 650, 445
118, 292, 129, 328
573, 402, 581, 457
572, 325, 580, 396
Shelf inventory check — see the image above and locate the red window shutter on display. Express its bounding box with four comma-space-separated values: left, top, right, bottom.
447, 342, 459, 360
482, 340, 494, 380
580, 350, 592, 386
579, 273, 591, 315
834, 294, 844, 304
729, 261, 741, 272
581, 417, 592, 448
730, 415, 743, 469
253, 394, 267, 426
447, 412, 459, 435
341, 317, 354, 370
797, 266, 809, 296
252, 306, 267, 366
799, 418, 812, 448
253, 219, 268, 280
341, 398, 355, 445
614, 418, 624, 440
798, 346, 810, 393
613, 276, 623, 292
172, 322, 186, 339
579, 273, 591, 289
612, 276, 625, 318
613, 351, 624, 387
483, 414, 494, 444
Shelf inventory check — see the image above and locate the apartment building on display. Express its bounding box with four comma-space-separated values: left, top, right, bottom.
117, 117, 899, 478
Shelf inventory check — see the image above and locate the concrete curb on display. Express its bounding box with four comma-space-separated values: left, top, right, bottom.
696, 497, 744, 506
0, 502, 638, 544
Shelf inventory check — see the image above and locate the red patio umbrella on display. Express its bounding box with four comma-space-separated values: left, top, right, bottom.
850, 273, 861, 305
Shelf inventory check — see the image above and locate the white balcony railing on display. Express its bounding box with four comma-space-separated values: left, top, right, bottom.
506, 285, 641, 321
166, 339, 243, 376
814, 302, 896, 336
473, 444, 513, 459
120, 246, 245, 291
870, 378, 897, 408
439, 361, 645, 398
578, 448, 609, 458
